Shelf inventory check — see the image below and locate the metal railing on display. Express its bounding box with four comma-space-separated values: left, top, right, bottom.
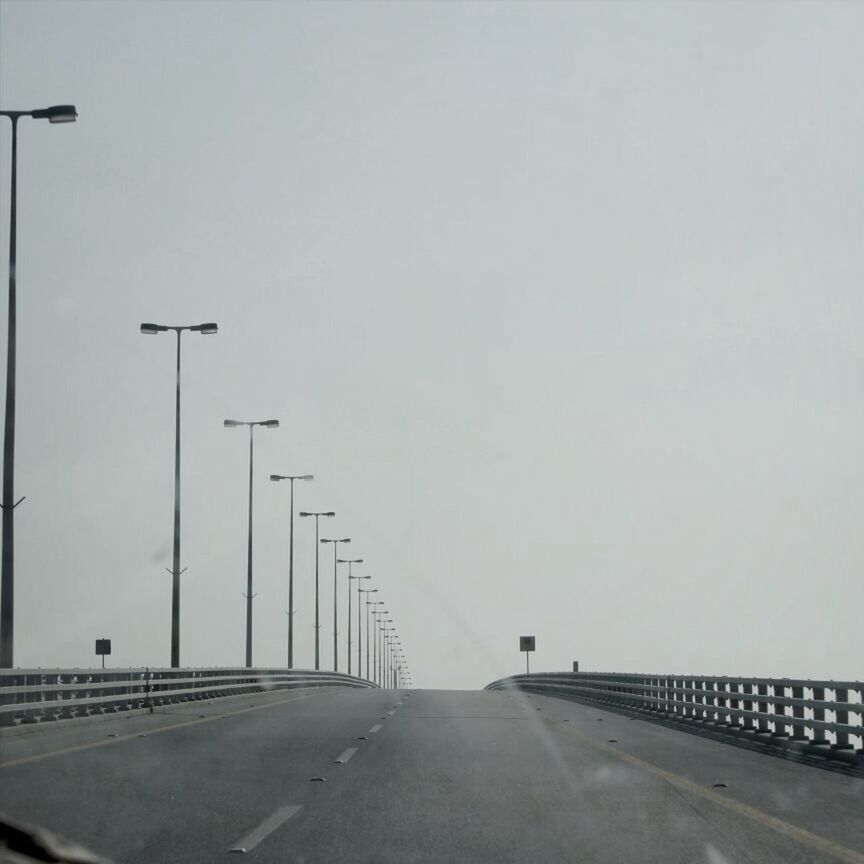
0, 666, 376, 726
486, 671, 864, 764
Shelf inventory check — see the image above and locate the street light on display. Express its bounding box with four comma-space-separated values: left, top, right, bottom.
337, 558, 365, 674
390, 642, 399, 690
395, 644, 406, 689
224, 418, 279, 667
31, 106, 78, 123
371, 609, 387, 686
385, 635, 399, 689
388, 639, 399, 690
299, 510, 335, 669
270, 474, 314, 667
140, 322, 218, 668
388, 632, 399, 688
381, 625, 395, 689
384, 635, 391, 687
0, 104, 78, 668
359, 588, 378, 676
378, 617, 393, 687
393, 642, 403, 690
320, 537, 350, 671
366, 600, 384, 681
379, 618, 392, 687
356, 583, 376, 677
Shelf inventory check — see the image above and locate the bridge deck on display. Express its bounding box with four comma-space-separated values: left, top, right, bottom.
1, 687, 862, 863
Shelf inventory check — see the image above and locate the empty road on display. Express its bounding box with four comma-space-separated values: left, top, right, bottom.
1, 685, 862, 863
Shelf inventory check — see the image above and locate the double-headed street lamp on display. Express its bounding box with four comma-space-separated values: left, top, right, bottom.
0, 104, 77, 668
321, 537, 350, 671
353, 580, 375, 676
141, 322, 218, 668
378, 615, 391, 687
393, 643, 404, 690
386, 634, 399, 689
382, 627, 396, 689
378, 618, 393, 687
359, 587, 378, 678
299, 510, 334, 669
383, 635, 391, 687
396, 646, 407, 689
385, 628, 396, 688
387, 639, 399, 690
270, 474, 313, 667
392, 642, 403, 680
337, 558, 365, 674
224, 418, 279, 667
366, 600, 384, 681
371, 609, 387, 685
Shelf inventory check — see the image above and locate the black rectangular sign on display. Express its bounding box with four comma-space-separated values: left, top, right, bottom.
95, 638, 111, 656
520, 636, 535, 652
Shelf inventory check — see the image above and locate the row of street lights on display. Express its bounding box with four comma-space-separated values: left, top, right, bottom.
0, 101, 412, 685
140, 321, 411, 682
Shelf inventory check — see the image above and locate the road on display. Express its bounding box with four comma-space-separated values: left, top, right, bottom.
1, 686, 862, 863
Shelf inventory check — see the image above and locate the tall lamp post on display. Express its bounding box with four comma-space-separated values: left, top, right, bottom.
381, 627, 396, 690
390, 640, 399, 689
371, 609, 387, 686
382, 627, 396, 689
386, 635, 398, 689
0, 104, 77, 668
366, 600, 383, 681
337, 558, 365, 674
321, 537, 350, 671
141, 322, 218, 668
299, 510, 335, 669
270, 474, 313, 667
356, 584, 376, 677
379, 616, 392, 687
375, 609, 393, 687
395, 645, 405, 689
383, 636, 390, 688
224, 418, 279, 667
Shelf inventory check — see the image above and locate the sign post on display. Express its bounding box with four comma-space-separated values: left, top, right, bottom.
519, 635, 535, 674
95, 638, 111, 669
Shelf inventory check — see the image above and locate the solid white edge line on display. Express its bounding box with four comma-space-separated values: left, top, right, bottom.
228, 804, 302, 853
335, 747, 358, 764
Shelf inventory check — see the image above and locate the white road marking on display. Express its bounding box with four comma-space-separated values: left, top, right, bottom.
386, 710, 395, 716
228, 804, 301, 853
335, 747, 357, 764
369, 724, 382, 733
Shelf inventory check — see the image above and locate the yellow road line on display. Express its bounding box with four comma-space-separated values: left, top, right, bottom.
545, 716, 864, 864
0, 691, 317, 769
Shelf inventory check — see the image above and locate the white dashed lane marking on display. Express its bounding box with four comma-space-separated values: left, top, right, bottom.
228, 804, 301, 853
334, 748, 357, 764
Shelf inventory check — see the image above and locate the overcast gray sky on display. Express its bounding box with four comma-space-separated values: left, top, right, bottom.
0, 0, 862, 688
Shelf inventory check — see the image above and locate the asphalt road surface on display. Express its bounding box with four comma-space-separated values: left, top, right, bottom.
1, 686, 862, 863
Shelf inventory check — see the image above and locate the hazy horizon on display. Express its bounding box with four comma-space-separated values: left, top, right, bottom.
1, 0, 862, 688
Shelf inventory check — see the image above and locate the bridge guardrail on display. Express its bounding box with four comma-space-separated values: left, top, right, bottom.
0, 667, 376, 726
486, 671, 863, 765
